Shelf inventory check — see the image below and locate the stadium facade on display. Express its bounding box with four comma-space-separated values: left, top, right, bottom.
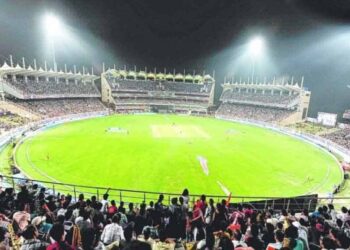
101, 68, 215, 115
0, 57, 312, 126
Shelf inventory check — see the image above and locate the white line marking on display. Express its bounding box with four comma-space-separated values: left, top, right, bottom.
217, 181, 231, 196
197, 156, 209, 176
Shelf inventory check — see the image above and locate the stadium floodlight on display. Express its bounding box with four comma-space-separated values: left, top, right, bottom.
248, 36, 265, 57
43, 13, 62, 36
42, 13, 63, 71
247, 36, 265, 83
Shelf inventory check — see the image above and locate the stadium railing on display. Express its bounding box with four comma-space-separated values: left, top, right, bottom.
0, 174, 330, 212
3, 174, 350, 212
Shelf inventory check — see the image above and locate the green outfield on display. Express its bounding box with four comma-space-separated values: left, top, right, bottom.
15, 114, 342, 197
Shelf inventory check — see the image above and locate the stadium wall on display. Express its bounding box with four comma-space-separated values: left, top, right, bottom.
279, 90, 311, 125
100, 74, 115, 105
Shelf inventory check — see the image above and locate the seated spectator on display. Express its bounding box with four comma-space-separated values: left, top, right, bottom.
246, 223, 264, 250
266, 230, 284, 250
75, 210, 92, 231
320, 236, 337, 250
47, 223, 74, 250
12, 205, 31, 233
262, 223, 275, 246
20, 224, 48, 250
80, 227, 103, 250
107, 200, 118, 218
284, 224, 304, 250
0, 227, 9, 250
100, 214, 125, 245
137, 227, 155, 249
122, 240, 151, 250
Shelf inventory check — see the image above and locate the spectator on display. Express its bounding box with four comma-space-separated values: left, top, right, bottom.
246, 223, 264, 250
47, 223, 74, 250
100, 193, 109, 214
0, 227, 9, 250
107, 200, 117, 218
20, 224, 48, 250
100, 214, 125, 245
266, 230, 284, 250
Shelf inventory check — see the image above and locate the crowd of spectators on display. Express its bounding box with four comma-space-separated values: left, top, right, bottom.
109, 79, 212, 94
220, 90, 299, 108
108, 79, 212, 113
216, 103, 293, 123
1, 182, 350, 250
0, 109, 29, 135
110, 80, 157, 92
115, 98, 208, 107
321, 129, 350, 151
5, 78, 100, 98
14, 98, 106, 118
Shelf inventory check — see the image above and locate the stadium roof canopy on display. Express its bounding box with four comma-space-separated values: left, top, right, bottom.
222, 79, 305, 92
103, 68, 215, 84
194, 75, 203, 82
147, 73, 156, 79
137, 71, 147, 78
203, 74, 215, 82
127, 71, 137, 78
174, 73, 184, 80
185, 74, 194, 82
0, 62, 99, 81
156, 73, 165, 79
165, 73, 174, 80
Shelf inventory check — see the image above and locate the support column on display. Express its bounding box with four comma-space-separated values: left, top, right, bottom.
34, 59, 39, 83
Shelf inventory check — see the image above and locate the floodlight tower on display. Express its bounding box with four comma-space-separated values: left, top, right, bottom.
43, 13, 62, 71
248, 36, 265, 84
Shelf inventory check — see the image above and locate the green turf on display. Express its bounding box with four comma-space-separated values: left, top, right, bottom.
0, 143, 13, 175
15, 114, 342, 198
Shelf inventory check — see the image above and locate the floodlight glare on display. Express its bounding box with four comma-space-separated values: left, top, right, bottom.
248, 36, 265, 56
43, 13, 62, 36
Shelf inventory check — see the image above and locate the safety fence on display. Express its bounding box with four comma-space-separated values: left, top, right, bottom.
2, 174, 350, 212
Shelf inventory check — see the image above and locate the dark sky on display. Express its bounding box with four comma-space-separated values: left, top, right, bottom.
0, 0, 350, 118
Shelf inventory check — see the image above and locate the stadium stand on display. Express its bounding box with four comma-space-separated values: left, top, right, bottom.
0, 109, 29, 134
0, 181, 350, 250
0, 61, 100, 99
343, 110, 350, 121
321, 128, 350, 151
0, 59, 107, 128
101, 69, 215, 114
217, 103, 294, 123
6, 78, 100, 98
13, 98, 106, 118
216, 78, 311, 125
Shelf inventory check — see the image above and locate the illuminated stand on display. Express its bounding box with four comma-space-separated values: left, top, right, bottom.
100, 65, 215, 114
220, 76, 311, 125
0, 55, 100, 100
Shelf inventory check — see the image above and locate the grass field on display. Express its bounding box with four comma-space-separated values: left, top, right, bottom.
15, 114, 343, 198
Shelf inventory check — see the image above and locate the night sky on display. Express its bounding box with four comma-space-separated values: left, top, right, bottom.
0, 0, 350, 117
